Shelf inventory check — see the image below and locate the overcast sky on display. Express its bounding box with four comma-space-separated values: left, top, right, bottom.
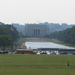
0, 0, 75, 25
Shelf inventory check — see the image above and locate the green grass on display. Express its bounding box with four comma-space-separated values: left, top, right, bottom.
47, 38, 75, 48
0, 68, 75, 75
15, 38, 28, 47
0, 55, 75, 75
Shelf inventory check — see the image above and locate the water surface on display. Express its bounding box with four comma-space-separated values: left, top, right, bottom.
25, 42, 74, 49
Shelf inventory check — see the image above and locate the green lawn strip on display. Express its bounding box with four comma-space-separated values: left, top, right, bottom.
0, 55, 75, 75
0, 68, 75, 75
0, 55, 75, 68
47, 38, 75, 47
15, 38, 28, 47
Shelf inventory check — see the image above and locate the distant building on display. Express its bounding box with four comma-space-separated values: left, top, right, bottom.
25, 24, 49, 37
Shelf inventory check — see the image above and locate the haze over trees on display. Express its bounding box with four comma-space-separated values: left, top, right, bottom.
0, 22, 19, 41
0, 22, 19, 51
12, 23, 25, 35
13, 22, 75, 35
49, 26, 75, 45
0, 22, 75, 46
12, 22, 75, 45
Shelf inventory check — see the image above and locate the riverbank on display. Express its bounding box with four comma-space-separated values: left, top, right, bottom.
17, 38, 27, 47
47, 38, 75, 48
19, 38, 75, 49
27, 38, 47, 42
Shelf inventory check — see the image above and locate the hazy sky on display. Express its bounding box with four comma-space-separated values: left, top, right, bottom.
0, 0, 75, 25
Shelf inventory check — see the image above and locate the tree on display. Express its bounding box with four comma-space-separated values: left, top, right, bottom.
48, 25, 75, 45
0, 27, 6, 35
0, 35, 13, 52
0, 23, 19, 41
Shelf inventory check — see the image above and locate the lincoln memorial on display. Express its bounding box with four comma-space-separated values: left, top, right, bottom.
25, 24, 49, 37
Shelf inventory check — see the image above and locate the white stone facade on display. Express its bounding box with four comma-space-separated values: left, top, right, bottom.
25, 24, 49, 37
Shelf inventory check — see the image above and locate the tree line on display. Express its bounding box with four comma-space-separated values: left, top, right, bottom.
0, 22, 19, 52
0, 23, 19, 41
47, 26, 75, 45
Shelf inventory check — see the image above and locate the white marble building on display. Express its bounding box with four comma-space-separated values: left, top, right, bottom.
25, 24, 49, 37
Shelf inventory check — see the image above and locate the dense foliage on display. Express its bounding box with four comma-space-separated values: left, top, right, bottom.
0, 35, 13, 51
0, 22, 19, 41
49, 26, 75, 45
0, 22, 19, 51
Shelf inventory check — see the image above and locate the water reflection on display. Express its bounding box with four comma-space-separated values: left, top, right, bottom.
25, 42, 74, 49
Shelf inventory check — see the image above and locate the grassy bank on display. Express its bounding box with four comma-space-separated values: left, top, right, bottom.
0, 68, 75, 75
0, 55, 75, 75
16, 38, 28, 47
47, 38, 75, 48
